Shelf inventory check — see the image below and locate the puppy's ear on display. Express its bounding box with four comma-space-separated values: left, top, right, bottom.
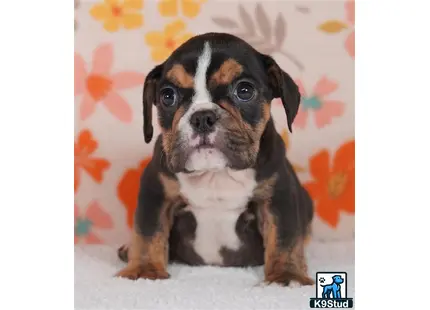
261, 54, 301, 132
143, 64, 163, 143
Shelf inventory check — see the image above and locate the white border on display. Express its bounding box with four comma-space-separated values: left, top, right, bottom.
1, 0, 429, 309
0, 1, 73, 309
357, 0, 430, 308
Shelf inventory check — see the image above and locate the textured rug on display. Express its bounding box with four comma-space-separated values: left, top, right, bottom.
74, 241, 354, 310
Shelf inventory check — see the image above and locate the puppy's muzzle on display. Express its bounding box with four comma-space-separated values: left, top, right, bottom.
190, 110, 218, 134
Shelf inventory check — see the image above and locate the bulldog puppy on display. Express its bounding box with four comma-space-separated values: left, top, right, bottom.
115, 32, 314, 286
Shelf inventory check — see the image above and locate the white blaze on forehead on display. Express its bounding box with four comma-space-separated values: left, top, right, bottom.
176, 41, 226, 171
193, 41, 212, 104
178, 41, 214, 132
177, 41, 217, 145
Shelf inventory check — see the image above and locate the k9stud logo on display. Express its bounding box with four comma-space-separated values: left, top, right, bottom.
309, 272, 354, 308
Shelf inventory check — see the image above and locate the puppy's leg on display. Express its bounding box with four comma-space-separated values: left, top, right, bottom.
115, 228, 171, 280
115, 168, 179, 280
257, 200, 314, 287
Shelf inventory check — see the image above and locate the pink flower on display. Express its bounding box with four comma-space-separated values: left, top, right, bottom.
74, 201, 113, 244
74, 43, 145, 122
293, 76, 345, 129
345, 0, 355, 58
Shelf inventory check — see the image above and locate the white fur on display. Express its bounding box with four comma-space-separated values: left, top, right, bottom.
188, 128, 219, 148
177, 168, 257, 265
193, 42, 212, 103
185, 148, 226, 172
288, 281, 301, 288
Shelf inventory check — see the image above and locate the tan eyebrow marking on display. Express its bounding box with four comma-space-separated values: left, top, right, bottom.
209, 58, 243, 87
166, 64, 194, 88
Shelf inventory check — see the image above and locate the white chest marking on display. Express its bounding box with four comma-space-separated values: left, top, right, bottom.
177, 168, 257, 265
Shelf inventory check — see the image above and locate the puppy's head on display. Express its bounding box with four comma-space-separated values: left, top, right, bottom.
143, 33, 301, 173
332, 275, 344, 284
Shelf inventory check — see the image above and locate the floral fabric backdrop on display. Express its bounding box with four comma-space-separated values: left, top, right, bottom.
74, 0, 355, 245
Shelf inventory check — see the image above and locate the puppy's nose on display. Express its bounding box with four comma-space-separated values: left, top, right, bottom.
190, 110, 218, 133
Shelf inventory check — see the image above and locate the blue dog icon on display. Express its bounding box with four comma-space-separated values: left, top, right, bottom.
320, 275, 344, 299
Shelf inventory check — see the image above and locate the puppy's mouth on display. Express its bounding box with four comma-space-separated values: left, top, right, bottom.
195, 142, 215, 151
181, 140, 221, 174
191, 133, 215, 149
181, 133, 227, 173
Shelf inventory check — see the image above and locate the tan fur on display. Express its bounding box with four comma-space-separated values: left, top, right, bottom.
219, 101, 253, 132
216, 101, 251, 166
217, 101, 271, 167
115, 197, 182, 280
255, 103, 271, 137
259, 202, 314, 286
251, 102, 271, 154
253, 174, 278, 202
115, 230, 170, 280
159, 173, 181, 199
220, 101, 270, 150
116, 175, 185, 266
162, 106, 185, 157
305, 224, 312, 245
209, 58, 243, 87
166, 64, 194, 88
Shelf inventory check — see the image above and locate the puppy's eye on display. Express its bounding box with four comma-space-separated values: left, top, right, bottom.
160, 87, 177, 107
234, 81, 256, 102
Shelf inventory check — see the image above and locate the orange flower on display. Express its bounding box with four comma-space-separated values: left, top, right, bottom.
304, 140, 355, 228
75, 129, 111, 193
75, 43, 145, 122
117, 156, 152, 228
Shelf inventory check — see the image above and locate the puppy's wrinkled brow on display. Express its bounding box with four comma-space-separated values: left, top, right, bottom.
166, 64, 194, 88
210, 58, 243, 86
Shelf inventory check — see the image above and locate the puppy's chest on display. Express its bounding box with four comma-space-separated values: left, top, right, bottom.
176, 169, 257, 265
177, 168, 256, 209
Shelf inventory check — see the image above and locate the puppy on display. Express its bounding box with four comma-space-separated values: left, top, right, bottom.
115, 32, 315, 286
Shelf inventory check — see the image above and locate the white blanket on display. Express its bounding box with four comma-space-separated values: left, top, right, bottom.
75, 241, 354, 310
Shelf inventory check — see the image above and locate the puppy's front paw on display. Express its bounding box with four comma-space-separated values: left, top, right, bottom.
265, 271, 315, 287
115, 263, 170, 280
